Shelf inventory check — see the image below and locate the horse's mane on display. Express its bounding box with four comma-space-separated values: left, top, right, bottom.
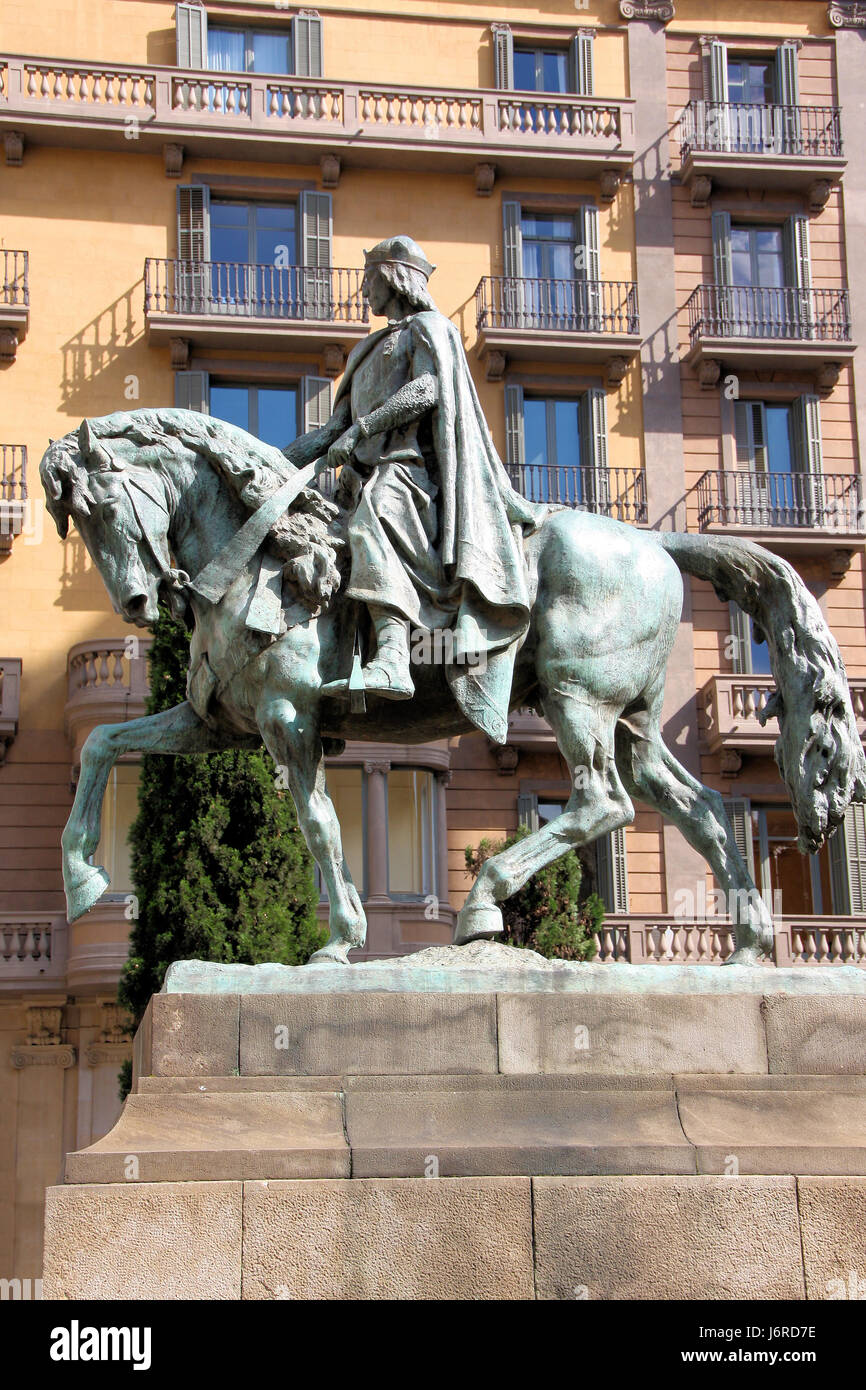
41, 409, 346, 613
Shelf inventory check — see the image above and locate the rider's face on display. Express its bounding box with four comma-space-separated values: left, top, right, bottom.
363, 267, 392, 316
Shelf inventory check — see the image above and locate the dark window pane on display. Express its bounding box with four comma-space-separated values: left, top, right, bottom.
524, 399, 548, 469
251, 31, 291, 75
514, 50, 536, 91
541, 50, 568, 94
210, 385, 250, 432
256, 387, 297, 450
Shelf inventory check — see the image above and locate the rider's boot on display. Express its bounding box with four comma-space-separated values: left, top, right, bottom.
361, 605, 414, 700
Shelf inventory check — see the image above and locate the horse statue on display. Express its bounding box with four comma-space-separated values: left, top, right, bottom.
40, 407, 866, 964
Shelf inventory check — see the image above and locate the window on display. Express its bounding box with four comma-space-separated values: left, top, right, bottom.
703, 39, 801, 154
94, 764, 141, 898
208, 28, 292, 75
494, 25, 593, 96
501, 201, 601, 331
727, 55, 776, 106
518, 793, 629, 914
175, 186, 333, 319
726, 397, 824, 528
514, 47, 569, 94
323, 767, 365, 894
176, 5, 323, 78
388, 769, 435, 897
712, 212, 812, 339
209, 384, 299, 451
505, 385, 608, 510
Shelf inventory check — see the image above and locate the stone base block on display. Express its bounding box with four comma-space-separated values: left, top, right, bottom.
43, 1175, 866, 1301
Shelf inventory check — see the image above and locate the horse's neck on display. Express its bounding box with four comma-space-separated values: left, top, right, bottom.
167, 457, 246, 580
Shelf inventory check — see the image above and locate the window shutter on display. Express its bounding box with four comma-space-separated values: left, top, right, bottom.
571, 31, 594, 97
793, 394, 825, 523
502, 200, 523, 279
517, 793, 539, 833
581, 388, 610, 513
706, 40, 729, 102
728, 602, 751, 675
711, 211, 733, 287
724, 797, 755, 881
300, 190, 332, 319
177, 185, 210, 260
176, 2, 207, 69
174, 370, 209, 413
504, 383, 525, 474
830, 804, 866, 915
303, 375, 331, 431
595, 830, 629, 914
493, 24, 515, 90
776, 41, 800, 105
292, 11, 324, 78
784, 215, 812, 290
575, 204, 601, 331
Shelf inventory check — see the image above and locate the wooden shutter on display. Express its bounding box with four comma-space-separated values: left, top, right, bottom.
174, 370, 209, 414
504, 383, 525, 474
493, 24, 515, 90
724, 797, 755, 881
502, 199, 524, 325
595, 829, 629, 914
830, 804, 866, 915
300, 190, 332, 319
728, 602, 751, 675
734, 401, 768, 471
176, 2, 207, 69
711, 211, 733, 287
571, 31, 594, 97
303, 375, 331, 431
581, 388, 610, 513
292, 11, 324, 78
177, 185, 210, 260
517, 793, 539, 833
776, 41, 800, 105
575, 204, 601, 330
706, 39, 729, 102
793, 394, 825, 524
784, 215, 812, 290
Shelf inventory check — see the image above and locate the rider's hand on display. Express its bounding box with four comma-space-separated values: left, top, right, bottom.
327, 423, 363, 471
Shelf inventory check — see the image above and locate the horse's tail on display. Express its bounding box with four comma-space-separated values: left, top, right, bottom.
658, 531, 866, 853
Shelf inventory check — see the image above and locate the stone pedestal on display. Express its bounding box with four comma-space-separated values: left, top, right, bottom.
43, 966, 866, 1300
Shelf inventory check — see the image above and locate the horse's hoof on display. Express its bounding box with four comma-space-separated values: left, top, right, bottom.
307, 940, 352, 965
724, 947, 766, 967
454, 903, 503, 945
65, 864, 110, 922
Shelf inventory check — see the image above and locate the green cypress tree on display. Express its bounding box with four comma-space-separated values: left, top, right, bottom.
118, 607, 325, 1034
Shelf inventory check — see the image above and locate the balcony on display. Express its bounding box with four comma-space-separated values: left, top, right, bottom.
475, 275, 641, 381
0, 444, 27, 552
0, 915, 68, 992
702, 673, 866, 755
684, 284, 854, 383
597, 915, 865, 967
145, 259, 369, 356
679, 102, 845, 206
65, 639, 152, 775
696, 468, 866, 553
0, 249, 29, 361
507, 463, 647, 524
0, 56, 635, 180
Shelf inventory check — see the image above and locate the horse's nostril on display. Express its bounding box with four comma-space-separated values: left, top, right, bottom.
124, 594, 148, 618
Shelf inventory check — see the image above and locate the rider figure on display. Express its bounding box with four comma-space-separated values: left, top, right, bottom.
289, 235, 546, 745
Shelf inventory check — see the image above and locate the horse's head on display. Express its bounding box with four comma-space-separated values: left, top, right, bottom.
40, 424, 180, 627
762, 651, 866, 854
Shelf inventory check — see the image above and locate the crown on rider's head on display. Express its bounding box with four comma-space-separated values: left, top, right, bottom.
363, 235, 436, 280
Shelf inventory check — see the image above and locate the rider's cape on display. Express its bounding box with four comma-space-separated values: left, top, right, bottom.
335, 310, 547, 744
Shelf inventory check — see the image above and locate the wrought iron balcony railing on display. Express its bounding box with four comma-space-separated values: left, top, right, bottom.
686, 284, 851, 345
696, 469, 865, 533
477, 276, 639, 336
1, 250, 28, 307
680, 101, 843, 161
145, 259, 368, 323
508, 463, 647, 523
0, 444, 27, 501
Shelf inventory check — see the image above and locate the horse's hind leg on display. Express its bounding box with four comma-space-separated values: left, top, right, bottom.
455, 698, 634, 943
614, 721, 775, 964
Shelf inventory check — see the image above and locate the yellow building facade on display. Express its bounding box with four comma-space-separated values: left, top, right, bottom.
1, 0, 865, 1283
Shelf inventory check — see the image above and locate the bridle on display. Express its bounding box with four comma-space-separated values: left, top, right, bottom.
120, 470, 190, 610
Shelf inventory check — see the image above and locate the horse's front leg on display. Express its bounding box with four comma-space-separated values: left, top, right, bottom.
63, 701, 232, 921
257, 695, 366, 964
